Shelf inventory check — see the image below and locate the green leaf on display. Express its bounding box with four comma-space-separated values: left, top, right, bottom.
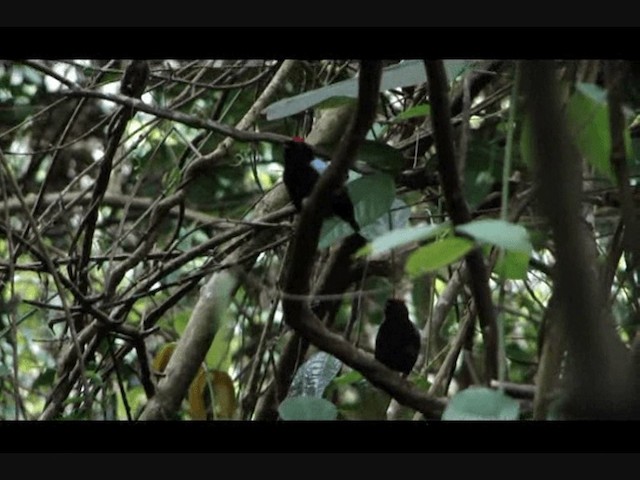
412, 376, 431, 390
456, 219, 532, 253
405, 237, 474, 277
318, 173, 396, 249
357, 141, 406, 174
358, 222, 450, 257
206, 318, 234, 371
205, 271, 238, 371
122, 385, 147, 419
495, 250, 530, 280
442, 387, 520, 420
393, 103, 431, 122
289, 352, 343, 398
278, 396, 338, 420
172, 311, 190, 336
567, 82, 613, 180
358, 198, 412, 240
463, 139, 502, 209
265, 60, 475, 121
331, 370, 364, 387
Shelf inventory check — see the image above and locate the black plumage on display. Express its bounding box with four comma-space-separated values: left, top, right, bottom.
375, 299, 421, 375
283, 138, 360, 233
120, 60, 149, 98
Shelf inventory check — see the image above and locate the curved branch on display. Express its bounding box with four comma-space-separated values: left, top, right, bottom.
283, 61, 382, 294
278, 61, 445, 417
424, 60, 498, 382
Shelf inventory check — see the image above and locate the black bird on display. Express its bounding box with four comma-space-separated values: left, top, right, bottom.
375, 299, 421, 375
120, 60, 149, 98
283, 137, 360, 233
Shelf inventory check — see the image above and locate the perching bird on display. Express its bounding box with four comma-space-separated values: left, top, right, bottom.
120, 60, 150, 98
375, 299, 421, 375
283, 137, 360, 233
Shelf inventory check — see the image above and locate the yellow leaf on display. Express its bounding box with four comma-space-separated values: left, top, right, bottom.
211, 371, 237, 419
152, 343, 177, 373
188, 367, 208, 420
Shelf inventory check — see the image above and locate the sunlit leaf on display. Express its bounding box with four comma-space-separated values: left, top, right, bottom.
331, 370, 364, 387
393, 103, 431, 122
358, 222, 450, 258
456, 219, 532, 253
206, 316, 234, 371
205, 270, 238, 371
173, 312, 189, 336
495, 250, 530, 280
405, 237, 474, 277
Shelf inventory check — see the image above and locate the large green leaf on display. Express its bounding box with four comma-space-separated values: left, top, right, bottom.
393, 103, 431, 122
347, 172, 396, 226
442, 387, 520, 420
463, 139, 502, 209
566, 82, 613, 180
289, 351, 342, 398
318, 173, 396, 249
456, 219, 532, 253
405, 236, 474, 278
357, 141, 407, 174
358, 222, 450, 258
278, 396, 338, 421
265, 60, 474, 121
495, 250, 530, 280
365, 198, 413, 235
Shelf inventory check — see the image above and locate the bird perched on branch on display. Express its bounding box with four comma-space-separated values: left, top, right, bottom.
375, 298, 421, 375
283, 137, 360, 233
120, 60, 150, 98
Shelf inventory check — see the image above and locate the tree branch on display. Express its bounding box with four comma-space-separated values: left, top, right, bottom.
61, 88, 290, 146
276, 61, 445, 417
424, 59, 498, 382
521, 60, 633, 418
